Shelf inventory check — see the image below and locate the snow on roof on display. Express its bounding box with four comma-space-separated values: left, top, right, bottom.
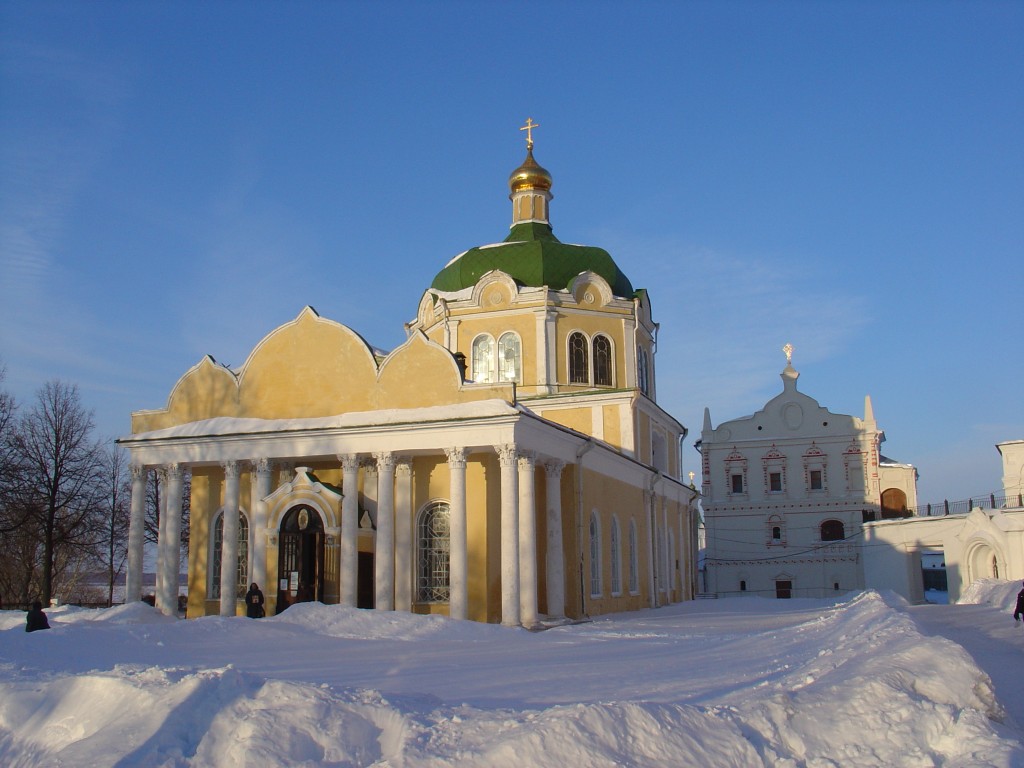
129, 399, 519, 441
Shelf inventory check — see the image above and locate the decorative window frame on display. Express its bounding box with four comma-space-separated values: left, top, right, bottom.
496, 331, 522, 383
762, 444, 787, 496
209, 507, 251, 600
725, 449, 748, 497
803, 442, 828, 494
843, 442, 866, 493
592, 333, 615, 387
766, 514, 786, 547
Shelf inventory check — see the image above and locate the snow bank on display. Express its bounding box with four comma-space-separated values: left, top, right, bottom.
1, 591, 1019, 766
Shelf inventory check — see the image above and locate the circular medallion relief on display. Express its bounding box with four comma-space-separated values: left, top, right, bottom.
583, 291, 596, 304
782, 402, 804, 430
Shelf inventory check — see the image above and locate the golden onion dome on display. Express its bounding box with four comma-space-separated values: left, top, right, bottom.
508, 147, 553, 193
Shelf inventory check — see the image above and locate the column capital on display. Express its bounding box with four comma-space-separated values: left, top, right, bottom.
517, 451, 536, 471
338, 453, 361, 472
544, 459, 565, 479
374, 451, 394, 471
165, 462, 183, 480
130, 463, 146, 481
395, 458, 413, 477
253, 457, 274, 474
445, 446, 468, 468
497, 443, 518, 466
222, 460, 240, 478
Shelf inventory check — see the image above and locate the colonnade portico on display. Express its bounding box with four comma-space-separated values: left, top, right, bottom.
126, 440, 567, 628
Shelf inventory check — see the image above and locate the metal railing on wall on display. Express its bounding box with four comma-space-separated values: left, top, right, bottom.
912, 491, 1024, 517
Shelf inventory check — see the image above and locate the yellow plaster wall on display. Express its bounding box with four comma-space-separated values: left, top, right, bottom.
540, 407, 592, 436
602, 405, 622, 449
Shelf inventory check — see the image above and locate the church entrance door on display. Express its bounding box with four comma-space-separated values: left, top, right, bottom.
276, 505, 325, 614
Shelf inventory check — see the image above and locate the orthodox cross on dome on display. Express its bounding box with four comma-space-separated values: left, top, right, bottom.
520, 117, 540, 149
783, 343, 794, 365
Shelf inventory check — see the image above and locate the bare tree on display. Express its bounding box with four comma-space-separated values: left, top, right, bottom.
11, 381, 103, 604
145, 467, 191, 554
97, 443, 131, 606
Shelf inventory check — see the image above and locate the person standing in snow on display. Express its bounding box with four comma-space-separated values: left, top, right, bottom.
245, 582, 265, 618
1014, 582, 1024, 625
25, 601, 50, 632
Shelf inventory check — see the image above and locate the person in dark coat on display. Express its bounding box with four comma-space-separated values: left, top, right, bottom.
245, 582, 265, 618
1014, 582, 1024, 624
26, 601, 50, 633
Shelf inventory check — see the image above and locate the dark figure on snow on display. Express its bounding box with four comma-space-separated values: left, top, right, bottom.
245, 583, 265, 618
1014, 582, 1024, 624
26, 601, 50, 633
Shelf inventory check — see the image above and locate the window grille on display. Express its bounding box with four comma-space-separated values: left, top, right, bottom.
593, 335, 613, 386
569, 332, 589, 384
417, 502, 451, 603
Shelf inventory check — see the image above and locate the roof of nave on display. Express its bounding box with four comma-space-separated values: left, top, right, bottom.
429, 221, 635, 298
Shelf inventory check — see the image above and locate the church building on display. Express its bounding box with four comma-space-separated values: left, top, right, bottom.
699, 347, 918, 599
119, 123, 699, 626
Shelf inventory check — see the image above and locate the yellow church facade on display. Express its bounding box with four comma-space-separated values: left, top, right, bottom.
120, 127, 698, 627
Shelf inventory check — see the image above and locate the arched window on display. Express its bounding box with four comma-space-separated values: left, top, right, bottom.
497, 332, 521, 383
211, 510, 249, 600
628, 519, 639, 594
767, 514, 785, 545
820, 519, 845, 541
471, 335, 495, 383
589, 512, 602, 597
569, 332, 589, 384
610, 516, 622, 595
593, 334, 613, 386
637, 346, 650, 396
417, 502, 451, 603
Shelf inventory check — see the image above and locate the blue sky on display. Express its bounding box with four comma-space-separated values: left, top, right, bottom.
1, 1, 1021, 504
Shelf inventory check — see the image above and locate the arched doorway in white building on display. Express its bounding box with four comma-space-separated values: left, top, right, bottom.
964, 539, 1003, 587
277, 504, 326, 613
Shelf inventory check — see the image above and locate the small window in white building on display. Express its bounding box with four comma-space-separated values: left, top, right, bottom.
820, 519, 845, 541
769, 472, 783, 492
731, 473, 744, 494
810, 469, 823, 490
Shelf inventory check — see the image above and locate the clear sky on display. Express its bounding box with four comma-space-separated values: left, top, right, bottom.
1, 1, 1021, 505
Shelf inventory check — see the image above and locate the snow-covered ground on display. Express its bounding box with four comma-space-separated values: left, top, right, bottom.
1, 582, 1022, 767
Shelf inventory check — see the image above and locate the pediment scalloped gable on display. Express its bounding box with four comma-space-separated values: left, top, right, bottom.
131, 307, 515, 433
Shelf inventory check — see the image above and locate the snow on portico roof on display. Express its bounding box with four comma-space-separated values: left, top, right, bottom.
124, 399, 521, 442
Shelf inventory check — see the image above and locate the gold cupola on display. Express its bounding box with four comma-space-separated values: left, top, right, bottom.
509, 117, 553, 226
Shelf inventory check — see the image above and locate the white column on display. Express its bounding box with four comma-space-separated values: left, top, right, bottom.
394, 459, 413, 612
374, 452, 395, 611
126, 464, 147, 603
498, 444, 520, 627
518, 452, 539, 628
158, 464, 183, 616
220, 460, 240, 617
544, 460, 565, 619
446, 447, 468, 620
252, 458, 273, 594
339, 454, 360, 607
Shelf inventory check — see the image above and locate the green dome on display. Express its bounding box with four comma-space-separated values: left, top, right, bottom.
430, 222, 635, 298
